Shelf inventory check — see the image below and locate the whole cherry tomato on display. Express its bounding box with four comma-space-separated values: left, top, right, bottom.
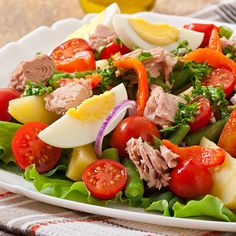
110, 116, 160, 157
169, 159, 213, 199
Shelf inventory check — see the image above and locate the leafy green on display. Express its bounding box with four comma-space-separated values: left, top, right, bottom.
152, 135, 162, 149
23, 81, 53, 96
24, 165, 122, 206
147, 71, 170, 92
137, 52, 153, 61
192, 80, 229, 119
219, 26, 233, 39
171, 40, 192, 56
48, 72, 74, 89
173, 195, 236, 222
0, 121, 22, 164
222, 45, 236, 62
174, 102, 198, 124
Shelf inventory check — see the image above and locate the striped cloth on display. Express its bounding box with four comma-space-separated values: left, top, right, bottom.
1, 2, 236, 236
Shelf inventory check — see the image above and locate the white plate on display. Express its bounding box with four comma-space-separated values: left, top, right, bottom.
0, 12, 236, 232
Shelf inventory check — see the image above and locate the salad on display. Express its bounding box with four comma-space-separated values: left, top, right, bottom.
1, 3, 236, 224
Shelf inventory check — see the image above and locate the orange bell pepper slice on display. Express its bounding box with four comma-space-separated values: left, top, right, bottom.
218, 109, 236, 158
113, 57, 149, 116
184, 48, 236, 81
209, 27, 223, 53
162, 139, 226, 168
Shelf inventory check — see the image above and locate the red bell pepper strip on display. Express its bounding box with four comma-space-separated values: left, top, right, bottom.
162, 139, 226, 168
183, 48, 236, 81
113, 57, 149, 116
209, 27, 222, 53
218, 109, 236, 158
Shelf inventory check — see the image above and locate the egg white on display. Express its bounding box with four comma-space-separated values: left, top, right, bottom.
113, 15, 204, 51
38, 83, 127, 148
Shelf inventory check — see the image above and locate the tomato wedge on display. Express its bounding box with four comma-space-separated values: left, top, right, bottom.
100, 41, 130, 60
82, 159, 127, 200
50, 38, 96, 73
162, 139, 226, 168
202, 68, 235, 97
12, 122, 62, 173
189, 97, 212, 133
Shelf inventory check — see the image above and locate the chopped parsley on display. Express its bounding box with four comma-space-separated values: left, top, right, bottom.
171, 40, 192, 56
137, 52, 153, 61
223, 45, 236, 62
23, 81, 53, 96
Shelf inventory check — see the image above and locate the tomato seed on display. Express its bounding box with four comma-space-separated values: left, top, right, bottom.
110, 180, 114, 185
25, 134, 31, 140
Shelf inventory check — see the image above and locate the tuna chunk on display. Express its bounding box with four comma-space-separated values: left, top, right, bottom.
89, 24, 118, 51
44, 79, 92, 115
122, 47, 177, 85
8, 54, 55, 91
144, 86, 185, 128
126, 137, 178, 189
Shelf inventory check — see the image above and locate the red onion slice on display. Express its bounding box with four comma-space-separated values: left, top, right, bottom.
95, 99, 136, 157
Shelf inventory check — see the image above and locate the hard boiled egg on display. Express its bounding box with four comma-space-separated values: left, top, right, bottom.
113, 15, 204, 51
38, 83, 127, 148
66, 3, 120, 41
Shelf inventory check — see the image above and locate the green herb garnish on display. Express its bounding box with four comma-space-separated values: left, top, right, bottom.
137, 52, 153, 61
172, 40, 192, 56
23, 81, 53, 96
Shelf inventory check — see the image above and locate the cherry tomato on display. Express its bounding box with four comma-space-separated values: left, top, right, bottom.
110, 116, 160, 157
12, 122, 62, 173
183, 23, 219, 48
82, 159, 127, 200
100, 41, 131, 60
189, 97, 212, 133
0, 88, 20, 121
202, 68, 235, 97
50, 38, 96, 73
169, 159, 213, 199
54, 50, 96, 73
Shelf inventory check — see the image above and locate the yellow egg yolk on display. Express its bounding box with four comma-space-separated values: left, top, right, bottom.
66, 91, 115, 122
129, 18, 179, 46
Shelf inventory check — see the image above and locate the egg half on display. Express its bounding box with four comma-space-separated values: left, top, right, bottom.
113, 15, 204, 51
65, 3, 120, 41
38, 83, 127, 148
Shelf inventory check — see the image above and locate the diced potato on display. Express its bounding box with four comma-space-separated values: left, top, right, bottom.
66, 144, 97, 181
8, 95, 60, 124
200, 137, 236, 209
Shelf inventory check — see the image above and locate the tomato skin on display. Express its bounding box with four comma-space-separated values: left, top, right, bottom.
218, 109, 236, 158
100, 41, 131, 60
82, 159, 127, 200
169, 159, 213, 199
0, 88, 20, 121
55, 50, 96, 73
12, 122, 62, 173
189, 97, 212, 133
202, 68, 235, 97
183, 23, 219, 48
110, 116, 160, 157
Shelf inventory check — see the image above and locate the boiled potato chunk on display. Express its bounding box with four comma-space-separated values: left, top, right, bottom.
200, 137, 236, 209
8, 95, 60, 124
66, 144, 97, 181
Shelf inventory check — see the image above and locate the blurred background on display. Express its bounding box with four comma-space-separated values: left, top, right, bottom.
0, 0, 219, 47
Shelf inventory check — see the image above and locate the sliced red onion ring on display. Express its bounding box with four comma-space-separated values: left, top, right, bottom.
95, 99, 136, 157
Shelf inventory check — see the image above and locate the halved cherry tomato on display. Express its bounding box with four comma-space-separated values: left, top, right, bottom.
50, 38, 96, 73
183, 23, 219, 48
82, 159, 127, 200
189, 97, 212, 133
12, 122, 62, 173
0, 88, 20, 121
110, 116, 160, 157
162, 139, 226, 168
54, 50, 96, 73
100, 41, 131, 60
202, 68, 235, 97
169, 159, 213, 198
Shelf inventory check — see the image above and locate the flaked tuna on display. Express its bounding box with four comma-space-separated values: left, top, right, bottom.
126, 137, 178, 189
44, 79, 92, 115
8, 54, 55, 91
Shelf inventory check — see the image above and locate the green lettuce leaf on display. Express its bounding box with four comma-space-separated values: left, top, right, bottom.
24, 165, 122, 206
0, 121, 22, 164
173, 195, 236, 222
